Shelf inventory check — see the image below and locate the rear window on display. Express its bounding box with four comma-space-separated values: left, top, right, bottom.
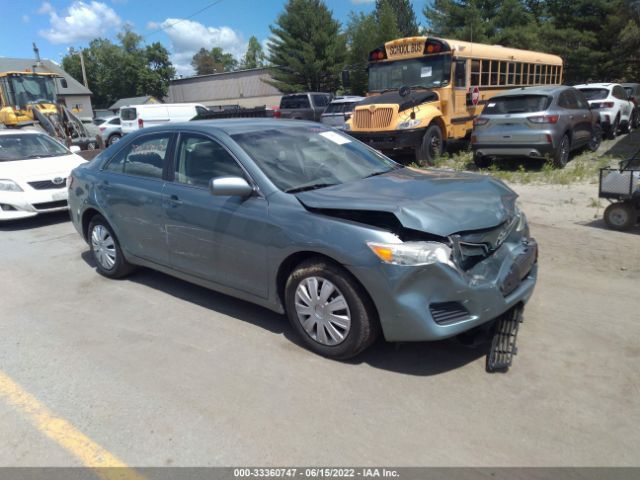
483, 95, 552, 114
120, 108, 137, 120
109, 118, 121, 125
312, 94, 331, 107
280, 95, 310, 109
324, 102, 356, 114
578, 88, 609, 100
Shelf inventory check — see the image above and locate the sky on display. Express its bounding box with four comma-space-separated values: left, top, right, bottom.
4, 0, 428, 77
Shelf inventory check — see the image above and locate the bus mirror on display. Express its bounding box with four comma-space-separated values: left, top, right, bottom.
60, 78, 68, 89
341, 70, 350, 89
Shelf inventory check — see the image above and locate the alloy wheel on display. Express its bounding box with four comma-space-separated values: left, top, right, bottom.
91, 225, 116, 270
294, 276, 351, 346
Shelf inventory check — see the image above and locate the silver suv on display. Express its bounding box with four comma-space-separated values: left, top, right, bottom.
471, 86, 601, 168
320, 96, 364, 129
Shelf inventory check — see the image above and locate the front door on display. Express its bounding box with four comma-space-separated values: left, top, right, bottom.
164, 132, 269, 298
98, 131, 174, 265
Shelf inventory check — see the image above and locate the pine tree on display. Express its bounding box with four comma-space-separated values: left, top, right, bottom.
345, 12, 379, 95
376, 0, 401, 43
375, 0, 419, 37
240, 36, 266, 69
267, 0, 346, 93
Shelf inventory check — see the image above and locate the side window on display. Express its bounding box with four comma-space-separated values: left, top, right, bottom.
312, 94, 330, 107
574, 90, 590, 109
613, 86, 627, 100
480, 60, 490, 86
454, 59, 466, 88
195, 106, 209, 116
489, 61, 498, 86
174, 134, 245, 188
104, 133, 171, 179
558, 91, 570, 109
110, 118, 121, 125
470, 59, 480, 86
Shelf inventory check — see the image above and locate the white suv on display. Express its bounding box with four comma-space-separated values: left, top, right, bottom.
575, 83, 633, 139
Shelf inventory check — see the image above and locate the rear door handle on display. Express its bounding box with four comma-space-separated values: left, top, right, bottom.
168, 194, 183, 207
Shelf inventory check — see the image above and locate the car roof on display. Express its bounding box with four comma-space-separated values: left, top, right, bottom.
574, 83, 618, 89
490, 85, 569, 98
157, 118, 326, 136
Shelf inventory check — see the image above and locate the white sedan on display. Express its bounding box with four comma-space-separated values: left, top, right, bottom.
0, 130, 87, 221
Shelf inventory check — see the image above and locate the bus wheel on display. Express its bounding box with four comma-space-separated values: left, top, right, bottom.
415, 125, 443, 166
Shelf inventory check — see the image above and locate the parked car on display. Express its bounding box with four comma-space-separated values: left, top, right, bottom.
621, 83, 640, 129
0, 130, 86, 220
575, 83, 633, 139
278, 93, 332, 121
68, 119, 537, 360
472, 86, 602, 168
320, 96, 364, 129
93, 118, 107, 126
98, 116, 122, 146
120, 103, 208, 134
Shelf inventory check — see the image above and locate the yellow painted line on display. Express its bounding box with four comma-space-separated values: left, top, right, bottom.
0, 370, 145, 480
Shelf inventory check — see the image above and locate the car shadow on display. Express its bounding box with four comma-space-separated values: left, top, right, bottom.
577, 217, 640, 235
80, 250, 488, 376
0, 211, 70, 231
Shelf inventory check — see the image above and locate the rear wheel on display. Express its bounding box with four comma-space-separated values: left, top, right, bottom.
415, 124, 444, 166
473, 152, 492, 169
285, 259, 379, 359
604, 202, 635, 231
88, 215, 134, 278
607, 116, 620, 139
587, 125, 602, 152
552, 134, 570, 168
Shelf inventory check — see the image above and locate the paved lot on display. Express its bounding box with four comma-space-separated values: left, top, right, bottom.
0, 184, 638, 467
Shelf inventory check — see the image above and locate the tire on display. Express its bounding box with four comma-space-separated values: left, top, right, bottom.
284, 259, 380, 359
552, 134, 570, 168
88, 215, 134, 278
603, 202, 635, 231
87, 142, 97, 150
587, 125, 602, 152
473, 152, 492, 169
621, 118, 631, 134
415, 124, 444, 166
632, 109, 640, 129
107, 134, 121, 146
607, 116, 619, 140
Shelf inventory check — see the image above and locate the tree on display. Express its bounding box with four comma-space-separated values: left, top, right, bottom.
268, 0, 347, 93
61, 28, 176, 108
345, 13, 379, 95
240, 36, 265, 69
376, 0, 401, 43
375, 0, 419, 37
191, 47, 238, 75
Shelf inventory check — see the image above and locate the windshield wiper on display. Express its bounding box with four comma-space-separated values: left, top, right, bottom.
364, 168, 397, 179
26, 154, 57, 159
285, 183, 337, 193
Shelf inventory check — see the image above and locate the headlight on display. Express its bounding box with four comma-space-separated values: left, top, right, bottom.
397, 118, 422, 130
367, 241, 453, 267
0, 180, 23, 192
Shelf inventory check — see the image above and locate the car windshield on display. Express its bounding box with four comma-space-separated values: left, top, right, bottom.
324, 102, 357, 114
0, 133, 70, 161
483, 95, 552, 114
369, 55, 451, 92
578, 88, 609, 100
231, 127, 401, 192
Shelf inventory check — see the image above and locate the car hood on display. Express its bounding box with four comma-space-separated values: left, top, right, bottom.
296, 168, 518, 237
0, 153, 86, 180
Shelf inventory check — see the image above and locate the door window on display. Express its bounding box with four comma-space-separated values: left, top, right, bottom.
104, 133, 171, 179
612, 86, 627, 100
174, 134, 245, 188
312, 94, 330, 107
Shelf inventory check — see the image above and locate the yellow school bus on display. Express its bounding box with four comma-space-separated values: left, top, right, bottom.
345, 36, 563, 163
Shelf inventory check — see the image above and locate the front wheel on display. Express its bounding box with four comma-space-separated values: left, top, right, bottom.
415, 124, 444, 166
285, 259, 379, 359
88, 215, 134, 278
107, 134, 121, 146
604, 202, 635, 231
552, 134, 570, 168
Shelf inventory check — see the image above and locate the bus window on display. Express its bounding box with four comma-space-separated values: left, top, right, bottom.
481, 60, 490, 86
515, 63, 522, 85
508, 63, 515, 85
535, 65, 541, 84
489, 61, 498, 85
529, 64, 535, 85
471, 60, 480, 87
498, 62, 506, 85
454, 59, 467, 88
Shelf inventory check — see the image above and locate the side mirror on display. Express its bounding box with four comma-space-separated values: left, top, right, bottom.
209, 176, 253, 197
60, 78, 68, 89
70, 145, 81, 153
341, 70, 350, 89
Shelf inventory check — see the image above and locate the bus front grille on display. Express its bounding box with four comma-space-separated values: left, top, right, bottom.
353, 107, 394, 129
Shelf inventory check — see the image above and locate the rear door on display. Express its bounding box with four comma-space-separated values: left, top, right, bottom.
97, 131, 175, 265
163, 132, 269, 297
570, 90, 593, 146
120, 107, 137, 133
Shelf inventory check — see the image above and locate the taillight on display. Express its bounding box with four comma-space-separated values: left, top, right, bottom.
272, 107, 281, 118
99, 126, 105, 132
473, 117, 489, 126
546, 134, 553, 144
138, 118, 144, 128
600, 102, 614, 108
528, 115, 559, 124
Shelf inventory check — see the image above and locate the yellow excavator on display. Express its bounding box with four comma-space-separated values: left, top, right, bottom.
0, 70, 94, 149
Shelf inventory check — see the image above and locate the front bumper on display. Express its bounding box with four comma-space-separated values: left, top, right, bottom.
0, 190, 69, 221
472, 143, 555, 159
351, 238, 538, 342
347, 128, 425, 151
